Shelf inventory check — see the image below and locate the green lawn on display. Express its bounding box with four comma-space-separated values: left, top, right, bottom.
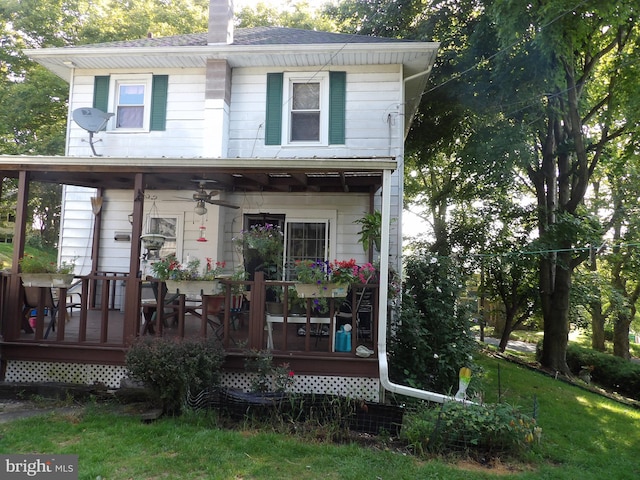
0, 243, 57, 270
1, 353, 639, 479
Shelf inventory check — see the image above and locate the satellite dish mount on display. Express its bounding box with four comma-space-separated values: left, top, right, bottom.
72, 108, 114, 156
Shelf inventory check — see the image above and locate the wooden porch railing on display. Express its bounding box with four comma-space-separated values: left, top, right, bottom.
0, 270, 379, 359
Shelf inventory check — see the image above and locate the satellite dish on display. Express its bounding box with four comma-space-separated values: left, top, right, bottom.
72, 108, 114, 156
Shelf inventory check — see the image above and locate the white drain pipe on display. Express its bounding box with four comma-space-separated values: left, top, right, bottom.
377, 168, 453, 403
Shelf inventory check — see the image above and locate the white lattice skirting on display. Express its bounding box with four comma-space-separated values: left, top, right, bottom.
3, 360, 381, 402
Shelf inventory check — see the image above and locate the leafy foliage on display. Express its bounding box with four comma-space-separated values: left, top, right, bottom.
389, 252, 478, 394
125, 336, 225, 415
402, 401, 541, 458
564, 343, 640, 401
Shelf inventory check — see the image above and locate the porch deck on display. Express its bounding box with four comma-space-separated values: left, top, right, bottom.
0, 272, 379, 379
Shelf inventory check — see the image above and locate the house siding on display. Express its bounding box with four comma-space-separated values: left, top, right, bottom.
61, 189, 377, 284
227, 65, 403, 159
66, 65, 403, 161
67, 69, 206, 158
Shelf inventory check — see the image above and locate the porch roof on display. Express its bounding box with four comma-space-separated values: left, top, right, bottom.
0, 155, 395, 193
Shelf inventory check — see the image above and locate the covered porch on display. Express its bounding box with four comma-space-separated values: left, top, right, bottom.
0, 156, 394, 390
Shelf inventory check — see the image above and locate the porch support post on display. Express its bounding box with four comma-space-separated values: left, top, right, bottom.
4, 171, 30, 341
123, 173, 145, 343
90, 188, 104, 274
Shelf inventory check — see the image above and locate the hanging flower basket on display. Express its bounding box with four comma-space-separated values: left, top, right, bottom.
294, 282, 347, 298
140, 233, 166, 251
20, 273, 75, 288
165, 280, 221, 296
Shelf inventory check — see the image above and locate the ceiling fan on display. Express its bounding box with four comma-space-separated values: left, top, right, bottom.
184, 180, 239, 215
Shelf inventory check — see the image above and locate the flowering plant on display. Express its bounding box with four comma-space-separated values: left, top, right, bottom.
151, 255, 225, 281
294, 259, 377, 286
234, 223, 283, 260
19, 255, 75, 274
244, 349, 295, 393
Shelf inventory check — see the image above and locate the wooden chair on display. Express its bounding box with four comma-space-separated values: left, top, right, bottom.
22, 287, 59, 338
141, 279, 180, 334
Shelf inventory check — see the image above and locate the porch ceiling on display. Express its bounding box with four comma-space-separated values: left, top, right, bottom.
0, 156, 395, 193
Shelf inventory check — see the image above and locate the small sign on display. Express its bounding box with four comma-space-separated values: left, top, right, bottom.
0, 455, 78, 479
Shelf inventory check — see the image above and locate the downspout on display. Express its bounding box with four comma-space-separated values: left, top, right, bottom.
378, 168, 454, 403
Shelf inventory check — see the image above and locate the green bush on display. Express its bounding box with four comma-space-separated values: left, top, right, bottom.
125, 336, 226, 415
565, 343, 640, 400
389, 253, 478, 394
401, 401, 541, 458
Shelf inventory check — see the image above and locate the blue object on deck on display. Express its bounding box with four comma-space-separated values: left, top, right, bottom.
335, 326, 351, 352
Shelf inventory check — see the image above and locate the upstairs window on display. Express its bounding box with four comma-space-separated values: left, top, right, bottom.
93, 74, 168, 132
265, 71, 345, 146
116, 82, 146, 129
290, 80, 321, 142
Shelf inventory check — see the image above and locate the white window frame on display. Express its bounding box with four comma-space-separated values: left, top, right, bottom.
146, 213, 184, 262
282, 72, 329, 146
283, 210, 336, 280
109, 74, 153, 132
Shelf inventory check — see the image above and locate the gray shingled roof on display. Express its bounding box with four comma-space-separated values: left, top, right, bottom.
74, 26, 414, 49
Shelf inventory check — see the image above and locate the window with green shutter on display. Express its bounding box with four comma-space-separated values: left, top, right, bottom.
265, 71, 345, 146
92, 74, 168, 132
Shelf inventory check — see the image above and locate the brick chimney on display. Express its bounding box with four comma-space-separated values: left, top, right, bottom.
208, 0, 234, 45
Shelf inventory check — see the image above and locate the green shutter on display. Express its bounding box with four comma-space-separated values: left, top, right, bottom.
329, 71, 346, 145
93, 75, 110, 111
265, 73, 283, 145
93, 76, 110, 131
150, 75, 168, 131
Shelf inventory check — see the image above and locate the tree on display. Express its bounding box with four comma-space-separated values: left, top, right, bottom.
483, 0, 639, 372
0, 0, 211, 246
237, 0, 335, 30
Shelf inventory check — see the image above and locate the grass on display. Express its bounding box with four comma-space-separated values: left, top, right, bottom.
0, 243, 57, 270
2, 352, 640, 479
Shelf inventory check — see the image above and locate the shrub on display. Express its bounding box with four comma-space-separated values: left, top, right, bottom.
125, 336, 225, 415
389, 253, 478, 394
565, 343, 640, 400
401, 401, 541, 458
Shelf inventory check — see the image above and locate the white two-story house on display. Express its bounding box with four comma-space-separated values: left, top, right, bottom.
0, 0, 438, 401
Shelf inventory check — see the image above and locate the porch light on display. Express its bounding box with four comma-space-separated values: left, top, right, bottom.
194, 201, 207, 216
140, 195, 166, 252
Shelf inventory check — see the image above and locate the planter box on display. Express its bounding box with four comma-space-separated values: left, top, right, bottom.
165, 280, 220, 296
20, 273, 75, 288
294, 282, 347, 298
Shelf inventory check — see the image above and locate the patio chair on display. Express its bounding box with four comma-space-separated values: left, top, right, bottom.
205, 294, 241, 344
63, 279, 83, 316
141, 279, 180, 334
22, 287, 59, 339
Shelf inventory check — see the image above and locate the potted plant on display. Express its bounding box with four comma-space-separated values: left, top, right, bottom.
150, 255, 226, 296
19, 255, 76, 287
293, 259, 371, 298
354, 211, 396, 254
233, 223, 284, 280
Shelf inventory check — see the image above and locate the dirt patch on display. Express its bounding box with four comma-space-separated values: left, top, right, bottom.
455, 457, 536, 475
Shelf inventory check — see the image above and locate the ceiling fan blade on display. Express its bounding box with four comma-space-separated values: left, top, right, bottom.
204, 199, 239, 209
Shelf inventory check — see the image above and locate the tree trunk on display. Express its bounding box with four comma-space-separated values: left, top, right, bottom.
540, 251, 572, 373
613, 313, 632, 360
498, 319, 514, 352
589, 300, 606, 352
